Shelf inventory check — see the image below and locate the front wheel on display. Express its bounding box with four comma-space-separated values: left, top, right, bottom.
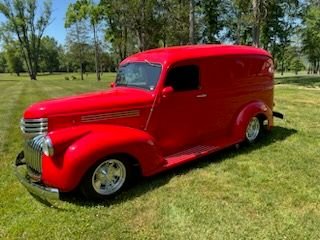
245, 116, 261, 143
81, 157, 132, 199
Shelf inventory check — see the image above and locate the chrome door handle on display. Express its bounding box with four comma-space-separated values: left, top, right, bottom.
196, 94, 207, 98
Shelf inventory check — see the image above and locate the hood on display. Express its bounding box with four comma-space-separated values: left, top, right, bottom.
24, 87, 154, 119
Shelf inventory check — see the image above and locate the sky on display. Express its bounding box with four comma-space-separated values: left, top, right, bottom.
0, 0, 75, 45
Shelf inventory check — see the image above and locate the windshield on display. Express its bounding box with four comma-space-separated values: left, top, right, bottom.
115, 62, 162, 91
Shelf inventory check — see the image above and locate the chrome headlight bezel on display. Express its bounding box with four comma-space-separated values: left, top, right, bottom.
42, 136, 54, 157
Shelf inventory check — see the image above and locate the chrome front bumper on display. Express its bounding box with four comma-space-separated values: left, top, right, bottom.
14, 151, 60, 200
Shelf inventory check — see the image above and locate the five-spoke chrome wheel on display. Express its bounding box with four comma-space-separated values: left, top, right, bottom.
81, 157, 132, 199
245, 117, 261, 143
92, 159, 126, 195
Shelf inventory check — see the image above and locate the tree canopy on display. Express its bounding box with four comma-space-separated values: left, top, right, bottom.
0, 0, 52, 80
0, 0, 320, 77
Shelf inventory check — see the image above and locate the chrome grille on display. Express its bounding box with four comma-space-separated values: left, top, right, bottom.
24, 135, 44, 177
20, 118, 48, 137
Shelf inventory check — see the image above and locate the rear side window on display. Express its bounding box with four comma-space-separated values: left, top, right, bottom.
165, 65, 199, 91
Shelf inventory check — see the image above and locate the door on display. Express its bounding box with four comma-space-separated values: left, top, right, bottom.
148, 64, 209, 156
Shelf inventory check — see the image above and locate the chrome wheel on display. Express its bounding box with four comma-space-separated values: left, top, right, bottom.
246, 117, 261, 143
92, 159, 126, 195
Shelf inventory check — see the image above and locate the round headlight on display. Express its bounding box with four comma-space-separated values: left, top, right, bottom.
43, 136, 54, 157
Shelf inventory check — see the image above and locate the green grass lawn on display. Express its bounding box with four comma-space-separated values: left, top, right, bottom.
0, 72, 319, 239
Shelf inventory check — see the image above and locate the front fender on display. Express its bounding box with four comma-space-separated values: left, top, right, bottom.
232, 101, 273, 141
42, 125, 164, 191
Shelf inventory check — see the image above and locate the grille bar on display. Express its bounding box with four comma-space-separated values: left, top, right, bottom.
20, 118, 48, 136
25, 135, 44, 176
20, 118, 48, 179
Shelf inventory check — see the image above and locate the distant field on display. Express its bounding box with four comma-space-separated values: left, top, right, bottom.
0, 72, 116, 82
0, 73, 319, 239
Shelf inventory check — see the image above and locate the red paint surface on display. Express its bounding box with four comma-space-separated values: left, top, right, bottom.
23, 45, 275, 192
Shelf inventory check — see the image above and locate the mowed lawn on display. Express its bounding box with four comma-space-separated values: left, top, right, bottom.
0, 72, 320, 239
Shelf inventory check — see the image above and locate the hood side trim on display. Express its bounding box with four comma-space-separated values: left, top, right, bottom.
81, 110, 140, 123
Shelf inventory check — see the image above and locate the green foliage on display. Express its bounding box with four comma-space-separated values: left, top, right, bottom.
0, 0, 52, 80
301, 3, 320, 73
224, 0, 252, 44
3, 40, 24, 75
0, 51, 6, 73
200, 0, 226, 43
280, 46, 305, 74
65, 1, 103, 80
39, 36, 61, 73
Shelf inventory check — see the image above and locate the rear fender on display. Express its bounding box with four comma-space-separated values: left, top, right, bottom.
232, 101, 273, 141
42, 125, 164, 191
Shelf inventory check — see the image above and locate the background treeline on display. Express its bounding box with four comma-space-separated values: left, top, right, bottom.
0, 0, 319, 80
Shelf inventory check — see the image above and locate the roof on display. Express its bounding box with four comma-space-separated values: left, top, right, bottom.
120, 44, 272, 66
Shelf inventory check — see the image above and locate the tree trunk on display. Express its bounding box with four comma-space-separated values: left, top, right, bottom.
189, 0, 195, 44
124, 26, 127, 58
236, 13, 241, 44
76, 22, 84, 80
30, 72, 37, 80
93, 23, 101, 81
252, 0, 260, 47
281, 59, 284, 75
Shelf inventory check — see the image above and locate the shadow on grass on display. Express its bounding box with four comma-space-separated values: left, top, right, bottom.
275, 75, 320, 88
53, 126, 297, 208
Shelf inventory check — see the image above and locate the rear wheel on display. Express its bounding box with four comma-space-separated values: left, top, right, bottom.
81, 157, 132, 199
245, 116, 261, 143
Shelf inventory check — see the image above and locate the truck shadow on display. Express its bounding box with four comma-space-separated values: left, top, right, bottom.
276, 75, 320, 88
59, 126, 297, 207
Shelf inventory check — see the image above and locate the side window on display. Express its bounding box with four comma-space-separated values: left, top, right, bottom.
165, 65, 199, 91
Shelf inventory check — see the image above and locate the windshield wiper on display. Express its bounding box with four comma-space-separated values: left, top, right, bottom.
144, 59, 160, 67
116, 82, 128, 86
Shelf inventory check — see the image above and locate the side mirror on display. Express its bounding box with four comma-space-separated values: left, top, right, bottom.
161, 86, 174, 98
110, 82, 115, 88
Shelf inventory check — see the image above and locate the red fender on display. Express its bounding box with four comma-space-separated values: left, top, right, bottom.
232, 101, 273, 141
41, 125, 164, 191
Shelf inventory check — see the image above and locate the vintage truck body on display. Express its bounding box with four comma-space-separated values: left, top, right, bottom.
15, 45, 282, 200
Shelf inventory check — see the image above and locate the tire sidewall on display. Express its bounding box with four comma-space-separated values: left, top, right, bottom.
245, 116, 262, 143
81, 156, 133, 200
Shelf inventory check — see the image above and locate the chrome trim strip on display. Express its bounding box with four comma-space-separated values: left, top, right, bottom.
22, 122, 48, 127
21, 118, 48, 122
20, 118, 48, 136
81, 110, 140, 123
166, 145, 218, 161
21, 127, 48, 132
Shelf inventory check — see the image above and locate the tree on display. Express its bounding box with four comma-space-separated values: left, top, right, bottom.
224, 0, 252, 44
65, 3, 90, 80
57, 46, 72, 73
65, 33, 92, 75
39, 36, 61, 73
301, 3, 320, 74
0, 51, 7, 73
102, 0, 130, 61
0, 0, 52, 80
3, 40, 24, 76
200, 0, 226, 43
251, 0, 267, 47
66, 0, 104, 81
101, 0, 164, 60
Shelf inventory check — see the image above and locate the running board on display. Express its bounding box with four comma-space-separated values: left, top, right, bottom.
164, 145, 219, 169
